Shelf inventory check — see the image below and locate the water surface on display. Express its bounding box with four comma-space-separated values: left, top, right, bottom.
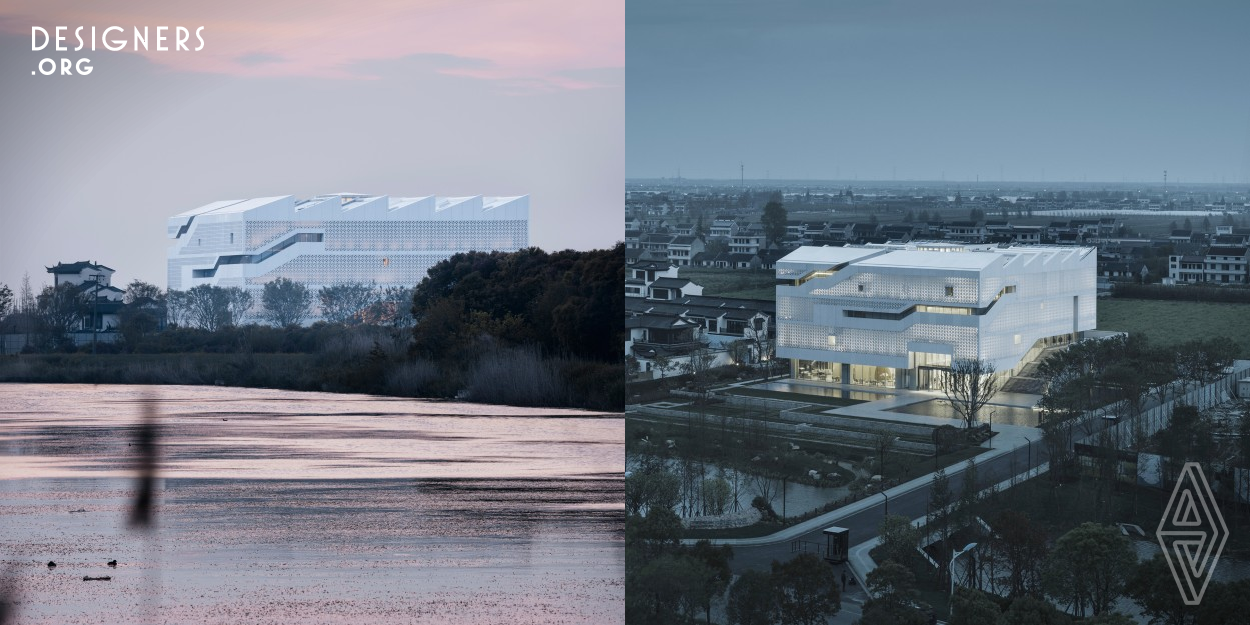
0, 384, 624, 624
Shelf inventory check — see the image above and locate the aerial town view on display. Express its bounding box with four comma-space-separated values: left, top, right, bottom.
625, 1, 1250, 624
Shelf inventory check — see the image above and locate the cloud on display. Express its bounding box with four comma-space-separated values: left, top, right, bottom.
235, 51, 285, 66
0, 0, 623, 90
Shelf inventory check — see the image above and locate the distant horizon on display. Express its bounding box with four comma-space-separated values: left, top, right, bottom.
626, 177, 1250, 190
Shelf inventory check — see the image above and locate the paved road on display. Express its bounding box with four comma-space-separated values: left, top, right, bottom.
727, 440, 1047, 573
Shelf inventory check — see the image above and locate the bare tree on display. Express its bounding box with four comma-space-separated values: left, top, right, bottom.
943, 358, 1001, 430
745, 325, 774, 372
727, 339, 752, 367
223, 287, 253, 327
684, 347, 718, 401
18, 272, 35, 313
261, 277, 312, 327
870, 427, 897, 476
748, 472, 780, 509
318, 282, 378, 324
360, 286, 415, 327
122, 280, 163, 305
36, 283, 89, 339
1180, 338, 1237, 387
652, 353, 676, 385
165, 289, 187, 328
183, 284, 252, 331
184, 285, 227, 331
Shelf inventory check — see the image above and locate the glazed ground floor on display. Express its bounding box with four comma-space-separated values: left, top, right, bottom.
790, 332, 1087, 391
792, 359, 947, 390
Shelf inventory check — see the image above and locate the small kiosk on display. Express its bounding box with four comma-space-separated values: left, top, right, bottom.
822, 526, 849, 564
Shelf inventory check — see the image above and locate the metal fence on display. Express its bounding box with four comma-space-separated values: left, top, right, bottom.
0, 332, 121, 355
1097, 361, 1250, 448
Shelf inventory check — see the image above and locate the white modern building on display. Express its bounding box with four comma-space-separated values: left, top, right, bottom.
167, 193, 528, 311
775, 243, 1096, 389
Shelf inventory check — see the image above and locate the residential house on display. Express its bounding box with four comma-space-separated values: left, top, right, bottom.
45, 261, 124, 331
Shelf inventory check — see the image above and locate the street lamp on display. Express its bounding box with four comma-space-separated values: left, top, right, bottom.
986, 409, 994, 449
950, 542, 978, 600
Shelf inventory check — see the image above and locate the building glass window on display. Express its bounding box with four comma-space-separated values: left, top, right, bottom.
913, 352, 951, 367
850, 365, 895, 387
796, 359, 840, 383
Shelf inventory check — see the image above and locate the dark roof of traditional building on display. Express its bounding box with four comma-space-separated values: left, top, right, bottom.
649, 277, 693, 289
624, 314, 700, 330
47, 261, 114, 274
627, 295, 774, 322
628, 260, 672, 271
1207, 246, 1248, 256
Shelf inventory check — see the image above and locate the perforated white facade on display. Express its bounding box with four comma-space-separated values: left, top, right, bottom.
167, 193, 528, 307
776, 243, 1096, 389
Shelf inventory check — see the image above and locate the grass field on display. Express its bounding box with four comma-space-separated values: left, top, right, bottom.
1097, 298, 1250, 357
677, 267, 776, 300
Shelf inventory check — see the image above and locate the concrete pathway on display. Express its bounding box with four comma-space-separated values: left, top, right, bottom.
685, 422, 1038, 548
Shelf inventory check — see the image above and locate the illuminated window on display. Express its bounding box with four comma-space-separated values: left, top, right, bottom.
1013, 334, 1022, 345
827, 335, 837, 346
382, 258, 389, 266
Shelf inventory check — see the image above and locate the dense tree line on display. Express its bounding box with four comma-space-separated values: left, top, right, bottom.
940, 535, 1250, 625
1, 245, 624, 410
626, 454, 840, 625
410, 245, 623, 363
627, 465, 736, 625
1034, 333, 1237, 483
1113, 284, 1250, 304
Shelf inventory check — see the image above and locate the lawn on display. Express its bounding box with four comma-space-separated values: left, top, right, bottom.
677, 267, 776, 300
1097, 298, 1250, 357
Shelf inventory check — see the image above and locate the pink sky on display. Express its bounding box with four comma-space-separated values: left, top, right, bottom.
3, 0, 623, 88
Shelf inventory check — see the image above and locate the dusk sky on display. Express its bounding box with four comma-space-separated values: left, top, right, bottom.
627, 0, 1250, 185
0, 0, 623, 291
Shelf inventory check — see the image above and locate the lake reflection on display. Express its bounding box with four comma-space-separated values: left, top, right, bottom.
0, 384, 624, 624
